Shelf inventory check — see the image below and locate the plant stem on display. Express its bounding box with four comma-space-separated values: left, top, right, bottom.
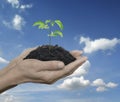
49, 36, 51, 46
48, 28, 52, 51
48, 36, 51, 51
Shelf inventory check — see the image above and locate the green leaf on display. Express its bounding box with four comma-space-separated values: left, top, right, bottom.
38, 24, 49, 29
48, 30, 63, 37
33, 21, 49, 29
33, 21, 44, 26
55, 20, 64, 30
45, 20, 51, 24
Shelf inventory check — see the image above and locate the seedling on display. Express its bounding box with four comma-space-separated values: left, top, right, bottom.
24, 20, 76, 65
33, 19, 64, 46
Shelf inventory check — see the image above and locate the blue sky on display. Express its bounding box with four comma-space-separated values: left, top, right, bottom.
0, 0, 120, 102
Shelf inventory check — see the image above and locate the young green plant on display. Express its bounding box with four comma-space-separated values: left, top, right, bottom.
33, 20, 64, 46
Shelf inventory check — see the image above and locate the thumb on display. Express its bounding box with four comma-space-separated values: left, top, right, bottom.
41, 61, 65, 71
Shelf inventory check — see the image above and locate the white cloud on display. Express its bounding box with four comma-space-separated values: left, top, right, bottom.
20, 4, 33, 10
80, 37, 120, 53
12, 14, 26, 30
2, 14, 26, 31
58, 76, 90, 90
0, 57, 9, 64
92, 78, 118, 92
106, 82, 118, 88
7, 0, 19, 8
58, 77, 118, 91
96, 86, 107, 92
92, 79, 106, 86
58, 60, 118, 92
70, 60, 90, 77
7, 0, 33, 10
58, 60, 91, 90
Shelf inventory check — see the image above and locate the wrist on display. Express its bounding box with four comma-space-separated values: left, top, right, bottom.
0, 61, 17, 76
0, 67, 9, 76
5, 67, 24, 85
0, 66, 23, 93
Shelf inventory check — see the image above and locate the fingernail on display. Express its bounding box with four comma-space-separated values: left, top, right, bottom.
83, 57, 88, 61
80, 51, 83, 54
78, 56, 87, 62
58, 62, 64, 69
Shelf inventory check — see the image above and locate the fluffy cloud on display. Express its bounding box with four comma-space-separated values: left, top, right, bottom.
70, 60, 90, 77
58, 61, 91, 90
80, 37, 120, 53
58, 61, 118, 91
12, 15, 26, 30
58, 76, 90, 90
20, 4, 33, 10
92, 78, 118, 92
92, 79, 106, 86
3, 14, 26, 31
7, 0, 33, 10
106, 82, 118, 88
96, 86, 107, 92
7, 0, 19, 8
0, 57, 9, 64
58, 76, 118, 91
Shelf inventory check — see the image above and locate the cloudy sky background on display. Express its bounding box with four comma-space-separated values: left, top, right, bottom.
0, 0, 120, 102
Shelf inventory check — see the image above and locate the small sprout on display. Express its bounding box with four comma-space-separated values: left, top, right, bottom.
55, 20, 64, 30
48, 30, 63, 37
33, 21, 49, 29
45, 20, 51, 24
33, 19, 64, 45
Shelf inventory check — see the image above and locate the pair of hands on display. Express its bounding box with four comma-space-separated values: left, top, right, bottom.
0, 47, 87, 93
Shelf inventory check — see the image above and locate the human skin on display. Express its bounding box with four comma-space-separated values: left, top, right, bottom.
0, 48, 87, 93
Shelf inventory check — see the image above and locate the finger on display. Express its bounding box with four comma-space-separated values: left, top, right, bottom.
28, 60, 65, 71
30, 57, 87, 84
20, 47, 37, 59
50, 56, 87, 78
5, 47, 38, 75
14, 47, 37, 63
39, 61, 65, 71
70, 50, 83, 58
64, 56, 87, 74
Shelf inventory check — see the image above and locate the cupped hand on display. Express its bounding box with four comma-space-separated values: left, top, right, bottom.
5, 48, 87, 85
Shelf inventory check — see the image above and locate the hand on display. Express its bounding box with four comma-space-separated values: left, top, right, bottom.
0, 48, 87, 93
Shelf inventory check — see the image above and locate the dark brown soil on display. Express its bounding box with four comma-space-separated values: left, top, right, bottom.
24, 45, 76, 65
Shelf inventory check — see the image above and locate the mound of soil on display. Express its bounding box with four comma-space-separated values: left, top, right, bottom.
24, 45, 76, 65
